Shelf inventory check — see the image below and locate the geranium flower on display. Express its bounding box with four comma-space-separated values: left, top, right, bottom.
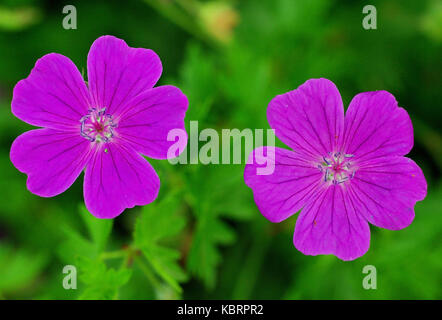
244, 78, 427, 260
10, 35, 188, 218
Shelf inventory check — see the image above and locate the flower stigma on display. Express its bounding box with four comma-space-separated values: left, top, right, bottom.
80, 107, 117, 143
318, 152, 356, 185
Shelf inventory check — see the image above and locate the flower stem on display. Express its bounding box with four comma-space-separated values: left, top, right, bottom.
143, 0, 219, 48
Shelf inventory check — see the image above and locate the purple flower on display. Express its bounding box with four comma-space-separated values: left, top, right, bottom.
10, 35, 188, 219
244, 78, 427, 260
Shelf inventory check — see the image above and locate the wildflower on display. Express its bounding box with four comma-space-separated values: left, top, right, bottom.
244, 78, 427, 260
10, 35, 188, 218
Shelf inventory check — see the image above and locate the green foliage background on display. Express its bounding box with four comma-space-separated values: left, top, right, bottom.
0, 0, 440, 299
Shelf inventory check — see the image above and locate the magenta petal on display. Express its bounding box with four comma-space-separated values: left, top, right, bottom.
10, 129, 91, 197
116, 85, 188, 159
349, 156, 427, 230
244, 147, 322, 222
294, 186, 370, 261
87, 35, 162, 117
12, 53, 90, 129
267, 78, 344, 159
83, 143, 160, 219
342, 91, 413, 161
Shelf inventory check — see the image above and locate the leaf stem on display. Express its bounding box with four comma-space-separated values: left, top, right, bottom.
232, 226, 271, 299
99, 249, 127, 260
134, 255, 162, 290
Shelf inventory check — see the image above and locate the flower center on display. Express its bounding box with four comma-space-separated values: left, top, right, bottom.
318, 152, 356, 185
80, 108, 117, 142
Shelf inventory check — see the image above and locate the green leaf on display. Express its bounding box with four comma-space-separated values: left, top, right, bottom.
79, 204, 113, 252
177, 43, 217, 122
134, 197, 188, 293
77, 256, 132, 300
187, 210, 236, 289
58, 206, 124, 299
57, 205, 113, 262
57, 225, 96, 263
186, 165, 247, 289
0, 244, 47, 293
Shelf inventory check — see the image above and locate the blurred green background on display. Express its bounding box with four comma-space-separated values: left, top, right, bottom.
0, 0, 441, 299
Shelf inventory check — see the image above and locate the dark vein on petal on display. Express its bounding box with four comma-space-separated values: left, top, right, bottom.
343, 105, 369, 152
47, 92, 82, 117
108, 67, 126, 112
111, 73, 144, 114
47, 140, 86, 162
52, 57, 88, 112
29, 135, 77, 152
355, 140, 402, 162
282, 111, 323, 156
350, 182, 398, 227
108, 146, 122, 182
270, 172, 321, 184
121, 102, 163, 122
300, 98, 328, 154
102, 60, 107, 108
349, 115, 391, 154
117, 145, 144, 186
353, 176, 391, 191
270, 178, 321, 214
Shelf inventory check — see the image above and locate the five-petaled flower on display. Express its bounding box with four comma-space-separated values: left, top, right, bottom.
10, 35, 188, 218
244, 78, 427, 260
